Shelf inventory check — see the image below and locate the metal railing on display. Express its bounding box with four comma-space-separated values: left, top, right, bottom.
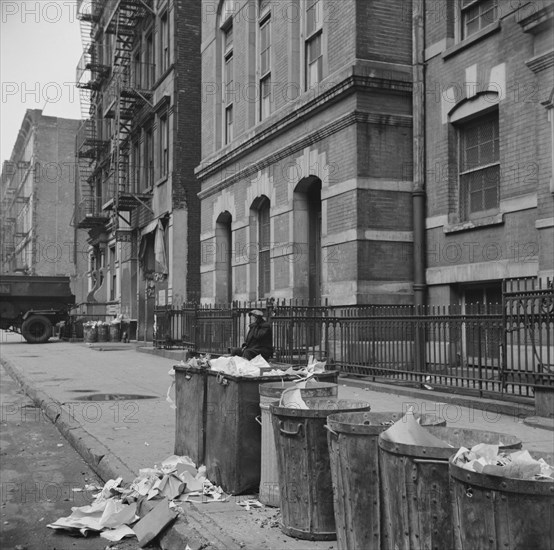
153, 281, 553, 400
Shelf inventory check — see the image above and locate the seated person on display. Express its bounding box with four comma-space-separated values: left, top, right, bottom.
231, 309, 273, 360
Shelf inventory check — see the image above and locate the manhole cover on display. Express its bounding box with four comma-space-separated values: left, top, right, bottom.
75, 393, 157, 401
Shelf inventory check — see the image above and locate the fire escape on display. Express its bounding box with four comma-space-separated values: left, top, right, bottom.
74, 0, 154, 237
74, 0, 110, 230
102, 0, 154, 240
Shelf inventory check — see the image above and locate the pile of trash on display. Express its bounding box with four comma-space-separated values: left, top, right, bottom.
47, 455, 227, 546
452, 445, 554, 481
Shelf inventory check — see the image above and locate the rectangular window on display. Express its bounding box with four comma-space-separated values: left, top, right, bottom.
144, 127, 153, 189
459, 113, 499, 219
146, 33, 154, 87
225, 105, 233, 144
133, 50, 142, 89
305, 0, 322, 90
132, 140, 141, 192
461, 0, 498, 39
259, 13, 271, 120
258, 204, 270, 298
223, 23, 234, 144
160, 12, 169, 73
159, 113, 168, 177
109, 246, 116, 301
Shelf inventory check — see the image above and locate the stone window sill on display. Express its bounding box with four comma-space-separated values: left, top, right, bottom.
442, 21, 501, 60
443, 212, 504, 234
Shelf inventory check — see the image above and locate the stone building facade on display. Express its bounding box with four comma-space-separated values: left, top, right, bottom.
422, 0, 554, 308
197, 0, 415, 305
1, 110, 81, 285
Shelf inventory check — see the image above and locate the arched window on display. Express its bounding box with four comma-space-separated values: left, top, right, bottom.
215, 211, 232, 303
251, 196, 271, 299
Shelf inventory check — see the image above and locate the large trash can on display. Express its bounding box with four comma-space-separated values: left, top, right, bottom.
327, 411, 446, 550
271, 398, 371, 540
379, 426, 522, 550
449, 450, 554, 550
109, 322, 121, 342
203, 369, 339, 495
258, 380, 338, 506
173, 364, 209, 465
97, 323, 109, 342
83, 324, 97, 343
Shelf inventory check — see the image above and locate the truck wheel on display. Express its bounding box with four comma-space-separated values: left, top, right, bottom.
21, 315, 52, 344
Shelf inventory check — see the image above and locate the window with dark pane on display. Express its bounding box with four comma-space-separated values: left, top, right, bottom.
258, 198, 270, 298
461, 0, 498, 39
259, 10, 271, 120
459, 112, 499, 219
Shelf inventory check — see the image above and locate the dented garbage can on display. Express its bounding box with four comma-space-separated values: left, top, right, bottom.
326, 411, 446, 550
378, 426, 522, 550
258, 380, 338, 507
271, 398, 371, 541
449, 450, 554, 550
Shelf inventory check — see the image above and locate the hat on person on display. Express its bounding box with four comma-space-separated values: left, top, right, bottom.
249, 309, 265, 319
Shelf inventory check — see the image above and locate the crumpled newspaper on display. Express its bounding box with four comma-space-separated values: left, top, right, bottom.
453, 445, 554, 481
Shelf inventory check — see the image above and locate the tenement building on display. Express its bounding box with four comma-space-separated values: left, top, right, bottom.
74, 0, 201, 338
422, 0, 554, 308
197, 0, 414, 305
1, 110, 81, 282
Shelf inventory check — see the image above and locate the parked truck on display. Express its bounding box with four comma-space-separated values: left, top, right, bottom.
0, 275, 75, 343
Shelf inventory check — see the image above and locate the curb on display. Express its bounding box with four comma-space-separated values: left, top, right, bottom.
523, 416, 554, 432
340, 377, 537, 420
0, 357, 220, 550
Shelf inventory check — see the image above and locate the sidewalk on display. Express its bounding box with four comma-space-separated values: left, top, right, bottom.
1, 332, 553, 549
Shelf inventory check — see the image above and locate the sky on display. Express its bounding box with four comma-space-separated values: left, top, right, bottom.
1, 0, 83, 165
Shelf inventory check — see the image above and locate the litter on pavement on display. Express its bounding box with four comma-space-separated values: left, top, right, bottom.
47, 454, 231, 546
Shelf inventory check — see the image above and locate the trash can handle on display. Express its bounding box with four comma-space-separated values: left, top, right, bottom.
323, 424, 338, 436
216, 372, 229, 386
412, 458, 448, 465
278, 421, 303, 437
255, 415, 262, 426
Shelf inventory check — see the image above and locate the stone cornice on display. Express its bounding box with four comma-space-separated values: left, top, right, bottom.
518, 4, 554, 34
197, 110, 412, 200
525, 49, 554, 74
195, 72, 412, 183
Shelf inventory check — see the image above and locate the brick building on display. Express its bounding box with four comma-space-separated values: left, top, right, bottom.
73, 0, 201, 339
422, 0, 554, 309
0, 110, 81, 283
197, 0, 415, 305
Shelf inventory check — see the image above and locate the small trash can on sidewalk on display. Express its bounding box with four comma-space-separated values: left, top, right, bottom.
83, 324, 97, 343
109, 322, 121, 342
449, 451, 554, 550
378, 426, 522, 550
258, 380, 338, 507
271, 398, 371, 541
326, 411, 446, 550
97, 322, 109, 342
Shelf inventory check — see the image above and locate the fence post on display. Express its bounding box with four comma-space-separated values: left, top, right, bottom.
414, 304, 426, 373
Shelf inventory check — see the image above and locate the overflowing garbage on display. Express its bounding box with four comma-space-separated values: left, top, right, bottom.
47, 454, 228, 546
452, 445, 554, 481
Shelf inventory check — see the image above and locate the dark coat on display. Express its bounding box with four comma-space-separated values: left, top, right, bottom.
243, 320, 274, 359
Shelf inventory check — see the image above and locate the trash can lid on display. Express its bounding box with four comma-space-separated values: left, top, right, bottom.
270, 399, 371, 418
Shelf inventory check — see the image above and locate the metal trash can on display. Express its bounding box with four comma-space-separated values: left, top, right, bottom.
379, 426, 522, 550
326, 411, 446, 550
83, 324, 97, 343
449, 450, 554, 550
258, 380, 338, 507
173, 364, 208, 466
97, 323, 109, 342
109, 322, 121, 342
271, 398, 371, 541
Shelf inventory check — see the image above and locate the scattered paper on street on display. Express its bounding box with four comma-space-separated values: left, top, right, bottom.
47, 454, 227, 543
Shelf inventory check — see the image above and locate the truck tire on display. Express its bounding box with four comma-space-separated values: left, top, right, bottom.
21, 315, 52, 344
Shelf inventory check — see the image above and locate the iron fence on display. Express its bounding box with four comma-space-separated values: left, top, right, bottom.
154, 279, 553, 400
